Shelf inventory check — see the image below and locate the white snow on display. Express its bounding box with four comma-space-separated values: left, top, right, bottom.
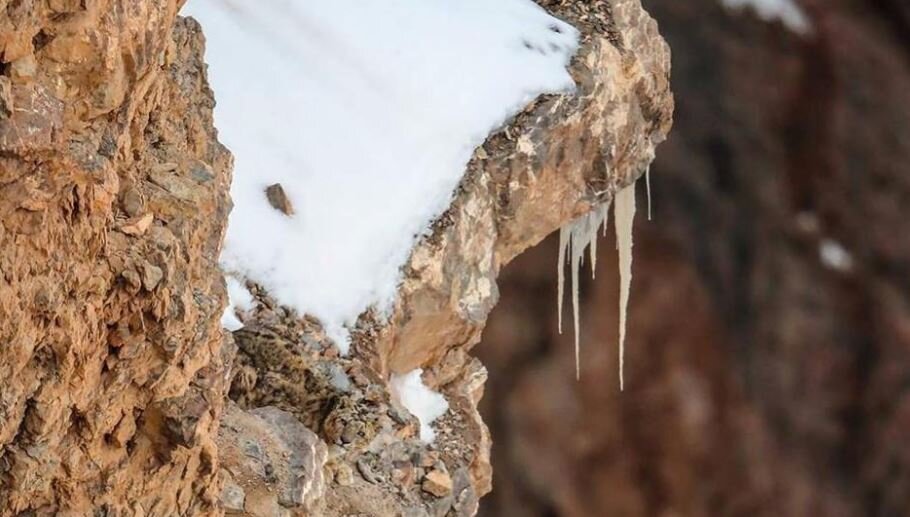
721, 0, 812, 34
184, 0, 578, 347
819, 239, 854, 273
220, 306, 244, 332
390, 369, 449, 443
220, 276, 256, 331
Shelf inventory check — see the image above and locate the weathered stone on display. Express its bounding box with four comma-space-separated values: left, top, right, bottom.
0, 77, 12, 118
220, 0, 670, 515
0, 8, 232, 514
220, 471, 247, 513
422, 470, 453, 498
119, 213, 154, 236
0, 84, 63, 152
265, 183, 295, 216
218, 404, 329, 514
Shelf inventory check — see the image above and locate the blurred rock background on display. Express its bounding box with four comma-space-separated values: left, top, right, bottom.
477, 0, 910, 515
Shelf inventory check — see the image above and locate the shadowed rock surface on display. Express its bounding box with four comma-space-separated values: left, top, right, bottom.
477, 0, 910, 515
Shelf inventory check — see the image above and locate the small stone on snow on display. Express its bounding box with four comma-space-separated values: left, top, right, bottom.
265, 183, 295, 216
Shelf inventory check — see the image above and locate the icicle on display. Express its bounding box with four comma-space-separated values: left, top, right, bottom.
645, 166, 653, 221
570, 229, 582, 380
589, 224, 598, 279
614, 181, 637, 391
555, 196, 623, 381
557, 226, 569, 334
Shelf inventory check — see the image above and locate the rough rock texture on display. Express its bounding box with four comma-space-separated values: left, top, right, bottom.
220, 0, 672, 515
0, 2, 232, 514
1, 0, 672, 515
477, 0, 910, 516
219, 405, 328, 515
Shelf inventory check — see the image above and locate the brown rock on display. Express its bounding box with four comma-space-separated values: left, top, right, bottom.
0, 10, 232, 515
120, 213, 154, 236
422, 470, 453, 498
141, 263, 164, 291
0, 1, 672, 516
0, 77, 12, 119
218, 404, 329, 514
265, 183, 295, 216
0, 84, 63, 152
216, 1, 671, 516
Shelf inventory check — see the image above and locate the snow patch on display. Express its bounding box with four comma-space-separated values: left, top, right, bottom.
221, 276, 256, 331
721, 0, 812, 34
390, 369, 449, 443
819, 239, 854, 273
185, 1, 578, 340
220, 307, 244, 332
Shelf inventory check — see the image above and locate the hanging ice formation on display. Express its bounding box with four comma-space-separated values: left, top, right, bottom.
557, 179, 638, 388
645, 166, 653, 221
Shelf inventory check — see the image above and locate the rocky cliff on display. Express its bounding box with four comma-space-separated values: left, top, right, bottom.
0, 1, 671, 515
1, 2, 231, 514
477, 0, 910, 515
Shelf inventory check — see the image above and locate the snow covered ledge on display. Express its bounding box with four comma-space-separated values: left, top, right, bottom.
372, 0, 673, 380
199, 0, 671, 513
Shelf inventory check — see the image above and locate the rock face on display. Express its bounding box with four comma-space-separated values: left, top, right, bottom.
0, 3, 231, 514
218, 1, 671, 516
476, 0, 910, 516
0, 0, 671, 515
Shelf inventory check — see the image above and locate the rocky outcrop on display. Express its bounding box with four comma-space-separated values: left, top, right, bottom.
1, 0, 671, 515
221, 1, 671, 516
0, 2, 231, 514
476, 0, 910, 516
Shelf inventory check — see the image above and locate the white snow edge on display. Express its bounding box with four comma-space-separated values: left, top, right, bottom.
185, 0, 580, 346
220, 276, 256, 331
390, 369, 449, 443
